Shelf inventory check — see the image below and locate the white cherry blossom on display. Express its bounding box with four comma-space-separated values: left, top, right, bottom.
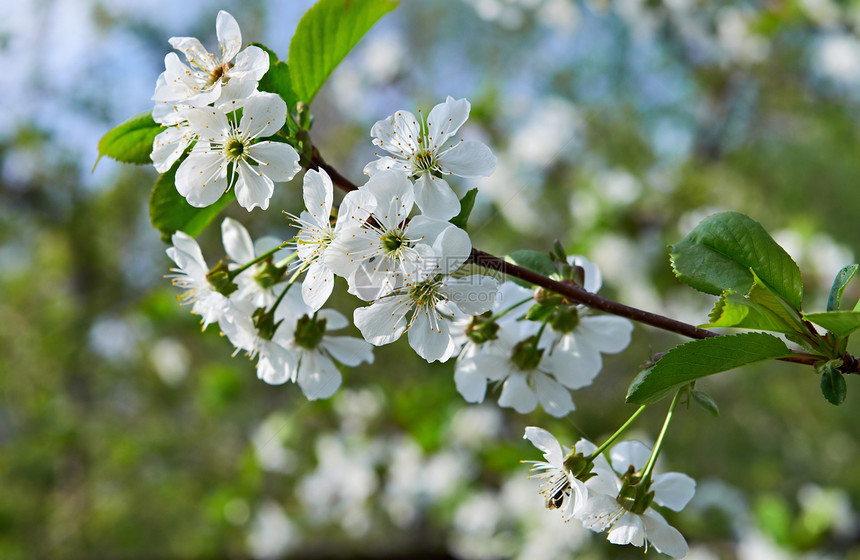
578, 440, 696, 559
353, 228, 499, 363
538, 256, 634, 390
176, 92, 301, 211
166, 230, 229, 329
326, 170, 454, 300
289, 169, 376, 311
152, 10, 268, 109
221, 217, 290, 309
523, 427, 591, 520
364, 97, 497, 219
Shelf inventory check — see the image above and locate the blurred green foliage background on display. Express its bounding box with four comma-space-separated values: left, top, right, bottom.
3, 0, 860, 558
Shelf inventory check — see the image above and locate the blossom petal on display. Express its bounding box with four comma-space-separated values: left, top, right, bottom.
240, 92, 287, 139
302, 168, 334, 227
438, 140, 497, 178
321, 336, 374, 367
354, 298, 410, 346
607, 511, 646, 547
302, 261, 334, 312
317, 308, 349, 331
363, 156, 410, 175
370, 110, 420, 156
408, 310, 456, 363
235, 160, 274, 211
169, 36, 214, 72
440, 275, 499, 315
325, 226, 381, 278
539, 333, 602, 389
427, 96, 470, 148
641, 510, 690, 559
454, 362, 487, 403
413, 174, 460, 220
611, 440, 652, 473
247, 141, 301, 182
151, 126, 192, 173
216, 10, 242, 62
335, 190, 376, 232
221, 217, 255, 264
404, 215, 450, 246
362, 170, 414, 229
533, 372, 575, 417
168, 231, 208, 279
498, 372, 538, 413
186, 106, 229, 142
651, 472, 696, 512
230, 46, 269, 82
297, 352, 341, 400
175, 149, 228, 207
578, 316, 634, 354
432, 225, 472, 275
523, 427, 564, 467
570, 255, 602, 293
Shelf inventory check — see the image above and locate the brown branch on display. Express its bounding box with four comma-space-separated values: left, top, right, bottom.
309, 144, 822, 369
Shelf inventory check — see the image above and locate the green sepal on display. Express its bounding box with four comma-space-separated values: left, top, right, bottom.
690, 389, 720, 417
149, 162, 235, 243
626, 333, 793, 405
669, 212, 803, 310
802, 311, 860, 337
827, 264, 859, 311
288, 0, 399, 104
96, 111, 164, 168
450, 189, 478, 231
819, 361, 847, 405
524, 303, 555, 322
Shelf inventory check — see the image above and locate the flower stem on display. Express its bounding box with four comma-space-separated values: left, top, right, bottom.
640, 389, 682, 484
268, 261, 309, 315
588, 405, 648, 460
492, 296, 533, 322
229, 245, 295, 280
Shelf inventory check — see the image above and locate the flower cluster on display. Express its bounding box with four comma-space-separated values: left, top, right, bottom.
151, 11, 301, 211
523, 427, 696, 558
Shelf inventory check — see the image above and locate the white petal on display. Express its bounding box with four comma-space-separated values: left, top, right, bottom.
221, 217, 255, 265
229, 46, 269, 81
408, 310, 456, 363
438, 140, 497, 178
240, 92, 287, 139
185, 106, 229, 141
363, 156, 410, 175
247, 142, 301, 182
533, 372, 575, 417
151, 126, 191, 173
169, 36, 214, 72
465, 351, 513, 382
523, 427, 564, 467
297, 352, 341, 400
453, 362, 487, 403
335, 190, 376, 231
321, 336, 374, 367
301, 261, 334, 312
234, 160, 274, 211
539, 333, 602, 389
578, 316, 634, 354
361, 170, 414, 229
168, 231, 208, 278
404, 215, 450, 246
498, 372, 538, 413
607, 512, 645, 547
256, 340, 295, 385
440, 275, 499, 315
426, 96, 470, 147
216, 11, 242, 62
325, 227, 381, 278
317, 308, 348, 331
175, 150, 228, 207
651, 472, 696, 512
432, 225, 472, 275
641, 509, 689, 559
302, 168, 333, 227
570, 255, 602, 293
370, 109, 420, 156
610, 440, 652, 473
354, 298, 410, 346
413, 174, 460, 220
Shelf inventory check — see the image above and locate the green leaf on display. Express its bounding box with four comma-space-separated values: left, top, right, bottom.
626, 333, 793, 405
827, 264, 858, 311
669, 212, 803, 310
691, 389, 720, 417
819, 363, 847, 405
524, 303, 554, 322
706, 290, 797, 334
252, 42, 299, 109
505, 250, 557, 277
149, 163, 235, 243
288, 0, 399, 104
450, 189, 478, 230
96, 111, 163, 168
802, 311, 860, 337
